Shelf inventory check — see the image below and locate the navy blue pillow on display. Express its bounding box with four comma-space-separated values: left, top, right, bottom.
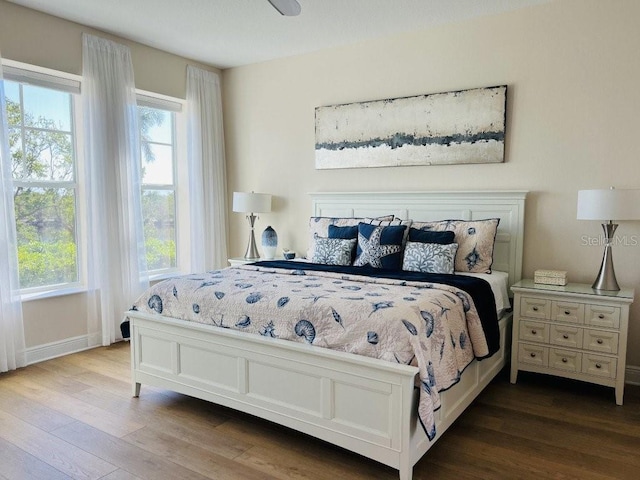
408, 228, 455, 245
329, 225, 359, 262
328, 224, 358, 239
354, 223, 406, 270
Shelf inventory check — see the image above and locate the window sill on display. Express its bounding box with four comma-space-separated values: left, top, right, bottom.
21, 285, 87, 303
20, 272, 183, 302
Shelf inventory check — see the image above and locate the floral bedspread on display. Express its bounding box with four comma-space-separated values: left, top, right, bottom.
129, 263, 492, 439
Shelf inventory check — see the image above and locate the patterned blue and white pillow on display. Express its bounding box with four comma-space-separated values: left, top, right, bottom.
311, 237, 357, 266
402, 241, 459, 274
306, 215, 394, 259
411, 218, 499, 273
328, 225, 359, 262
354, 223, 407, 270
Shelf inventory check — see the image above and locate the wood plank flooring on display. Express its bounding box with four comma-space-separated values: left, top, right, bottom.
1, 342, 639, 479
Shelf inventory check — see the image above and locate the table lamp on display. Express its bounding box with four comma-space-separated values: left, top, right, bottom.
577, 187, 640, 291
233, 192, 272, 260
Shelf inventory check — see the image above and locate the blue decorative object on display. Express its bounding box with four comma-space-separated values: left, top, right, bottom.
282, 249, 296, 260
261, 225, 278, 260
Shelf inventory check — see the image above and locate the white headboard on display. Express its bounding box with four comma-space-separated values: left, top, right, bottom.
310, 191, 527, 291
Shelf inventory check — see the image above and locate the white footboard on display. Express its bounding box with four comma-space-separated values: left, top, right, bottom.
129, 311, 511, 480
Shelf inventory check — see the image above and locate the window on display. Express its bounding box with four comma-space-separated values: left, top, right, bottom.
137, 95, 182, 275
4, 66, 81, 292
2, 62, 186, 292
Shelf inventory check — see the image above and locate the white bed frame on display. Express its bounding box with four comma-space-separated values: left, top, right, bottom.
129, 190, 527, 480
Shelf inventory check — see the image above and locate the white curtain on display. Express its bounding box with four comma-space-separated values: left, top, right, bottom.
82, 34, 148, 346
0, 54, 26, 372
186, 65, 228, 271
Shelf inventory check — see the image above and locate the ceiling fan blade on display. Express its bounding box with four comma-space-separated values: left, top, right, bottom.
268, 0, 301, 16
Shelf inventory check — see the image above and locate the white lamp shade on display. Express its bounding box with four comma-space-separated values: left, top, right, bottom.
577, 188, 640, 221
233, 192, 272, 213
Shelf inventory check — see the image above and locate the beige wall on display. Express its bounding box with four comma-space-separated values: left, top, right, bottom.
0, 0, 219, 97
222, 0, 640, 368
0, 0, 219, 351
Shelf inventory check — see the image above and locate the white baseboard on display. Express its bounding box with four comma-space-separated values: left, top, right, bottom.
25, 332, 101, 366
626, 365, 640, 386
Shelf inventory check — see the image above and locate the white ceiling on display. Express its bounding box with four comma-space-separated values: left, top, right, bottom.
8, 0, 552, 69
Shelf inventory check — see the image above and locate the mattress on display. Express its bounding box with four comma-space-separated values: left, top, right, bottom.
457, 270, 510, 316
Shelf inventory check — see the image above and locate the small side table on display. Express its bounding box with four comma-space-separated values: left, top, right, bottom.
228, 257, 258, 267
510, 279, 634, 405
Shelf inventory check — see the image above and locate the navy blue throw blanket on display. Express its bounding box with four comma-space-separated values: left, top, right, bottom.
254, 260, 500, 358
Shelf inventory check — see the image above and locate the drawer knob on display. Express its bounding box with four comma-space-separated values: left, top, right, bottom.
563, 334, 569, 339
598, 314, 605, 319
596, 363, 602, 369
564, 310, 571, 315
531, 329, 537, 335
530, 352, 537, 358
562, 357, 568, 363
597, 339, 604, 345
532, 306, 539, 312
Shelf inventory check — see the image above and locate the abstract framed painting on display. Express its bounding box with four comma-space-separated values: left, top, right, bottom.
315, 85, 507, 169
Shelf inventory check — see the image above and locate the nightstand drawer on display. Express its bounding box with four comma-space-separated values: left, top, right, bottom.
550, 348, 581, 373
585, 305, 620, 329
518, 343, 548, 367
550, 324, 582, 349
520, 297, 550, 319
551, 301, 584, 324
582, 354, 617, 379
519, 320, 550, 343
583, 329, 618, 354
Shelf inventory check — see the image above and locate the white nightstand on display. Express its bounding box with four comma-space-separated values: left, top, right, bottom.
228, 257, 258, 267
510, 279, 634, 405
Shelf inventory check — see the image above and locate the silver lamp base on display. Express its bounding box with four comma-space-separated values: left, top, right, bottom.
243, 214, 260, 260
592, 222, 620, 291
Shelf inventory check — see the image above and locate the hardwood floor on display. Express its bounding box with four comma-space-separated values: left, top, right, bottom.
1, 343, 639, 479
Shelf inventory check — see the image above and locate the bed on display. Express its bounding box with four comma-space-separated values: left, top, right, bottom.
127, 190, 527, 480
